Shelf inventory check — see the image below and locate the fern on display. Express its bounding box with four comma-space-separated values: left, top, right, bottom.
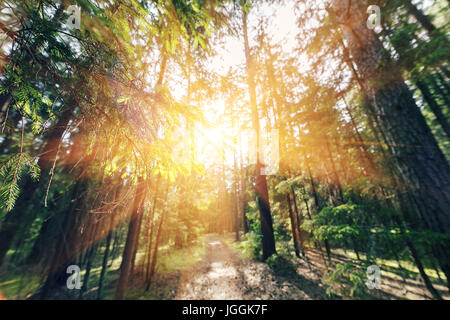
0, 153, 40, 211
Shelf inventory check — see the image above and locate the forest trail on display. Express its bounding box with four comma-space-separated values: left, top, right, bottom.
174, 235, 329, 300
172, 234, 450, 300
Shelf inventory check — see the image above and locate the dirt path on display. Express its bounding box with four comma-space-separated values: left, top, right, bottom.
172, 234, 450, 300
174, 235, 329, 300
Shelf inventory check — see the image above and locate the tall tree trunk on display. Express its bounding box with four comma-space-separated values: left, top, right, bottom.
144, 179, 160, 284
40, 177, 89, 299
392, 213, 443, 300
97, 182, 122, 300
79, 241, 98, 299
290, 188, 305, 256
232, 107, 240, 241
144, 217, 156, 289
332, 1, 450, 289
305, 156, 320, 213
240, 133, 249, 234
300, 185, 312, 220
233, 152, 240, 241
145, 184, 168, 291
325, 139, 344, 203
115, 178, 146, 300
242, 8, 276, 260
287, 193, 302, 258
130, 190, 146, 276
97, 214, 114, 300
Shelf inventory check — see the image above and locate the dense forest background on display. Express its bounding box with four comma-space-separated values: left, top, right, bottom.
0, 0, 449, 300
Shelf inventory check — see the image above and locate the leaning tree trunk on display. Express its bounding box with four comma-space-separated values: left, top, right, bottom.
115, 178, 146, 300
331, 0, 450, 291
97, 214, 114, 300
403, 0, 436, 34
40, 177, 89, 299
145, 185, 168, 291
415, 80, 450, 140
130, 191, 146, 276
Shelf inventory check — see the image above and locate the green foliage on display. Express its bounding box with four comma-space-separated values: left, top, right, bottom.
266, 254, 294, 275
323, 262, 369, 299
0, 153, 40, 211
311, 203, 449, 259
312, 204, 370, 242
0, 270, 42, 299
405, 229, 449, 248
240, 198, 291, 260
238, 231, 262, 259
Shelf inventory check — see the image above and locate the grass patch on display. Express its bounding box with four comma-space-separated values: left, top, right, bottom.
104, 236, 209, 300
0, 269, 42, 299
331, 248, 444, 282
158, 238, 206, 274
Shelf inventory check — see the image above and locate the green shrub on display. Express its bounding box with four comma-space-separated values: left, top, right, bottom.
323, 262, 369, 299
238, 231, 262, 259
266, 254, 294, 275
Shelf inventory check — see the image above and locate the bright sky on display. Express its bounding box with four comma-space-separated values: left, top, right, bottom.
208, 1, 298, 76
182, 2, 299, 168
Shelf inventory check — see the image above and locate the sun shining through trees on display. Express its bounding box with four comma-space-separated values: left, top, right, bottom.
0, 0, 449, 302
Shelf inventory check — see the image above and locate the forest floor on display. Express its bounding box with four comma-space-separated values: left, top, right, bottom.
0, 233, 448, 300
153, 234, 449, 300
174, 234, 328, 299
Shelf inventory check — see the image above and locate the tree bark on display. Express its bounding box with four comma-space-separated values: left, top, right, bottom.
242, 8, 276, 260
97, 215, 114, 300
332, 1, 450, 285
115, 178, 146, 300
287, 193, 303, 258
40, 177, 89, 299
240, 136, 249, 234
